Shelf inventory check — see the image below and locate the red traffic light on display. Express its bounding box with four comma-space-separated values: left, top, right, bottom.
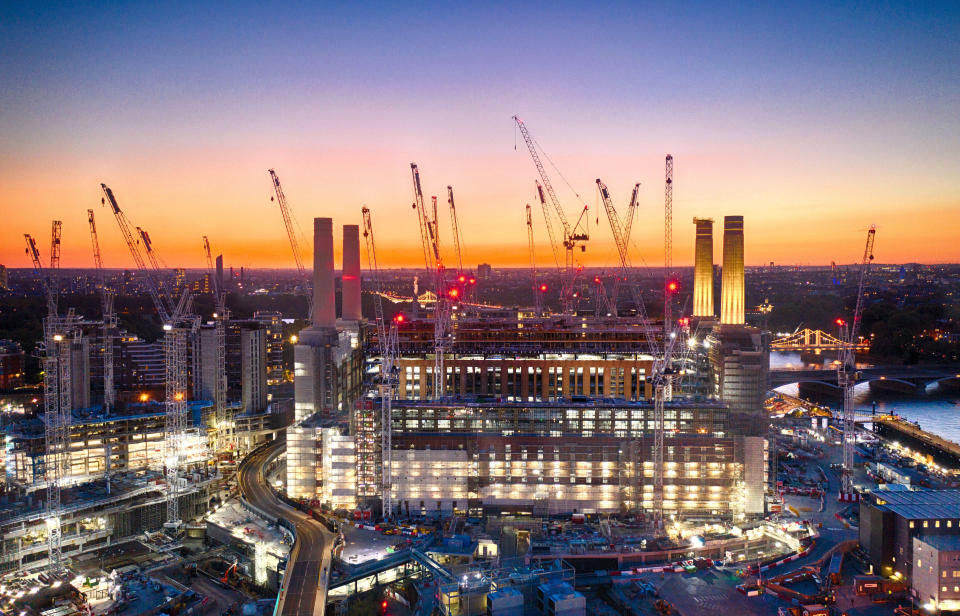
593, 276, 602, 284
678, 317, 690, 327
539, 284, 548, 292
381, 600, 388, 610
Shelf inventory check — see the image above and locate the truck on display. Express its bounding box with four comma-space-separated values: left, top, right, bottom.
854, 574, 909, 596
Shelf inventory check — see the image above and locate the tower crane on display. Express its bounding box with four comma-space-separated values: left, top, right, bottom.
88, 210, 117, 415
597, 179, 681, 529
663, 156, 675, 340
525, 204, 542, 317
362, 206, 400, 520
448, 186, 475, 307
514, 116, 589, 311
24, 224, 74, 572
410, 163, 450, 399
135, 226, 172, 297
447, 186, 464, 275
101, 184, 195, 529
267, 169, 312, 315
838, 226, 876, 496
203, 236, 229, 453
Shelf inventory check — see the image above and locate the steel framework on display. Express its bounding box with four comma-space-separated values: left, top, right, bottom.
362, 207, 399, 520
25, 224, 74, 572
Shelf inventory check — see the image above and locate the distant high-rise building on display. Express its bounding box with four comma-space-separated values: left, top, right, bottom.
174, 268, 186, 291
215, 255, 224, 294
692, 218, 714, 317
0, 340, 25, 389
720, 215, 745, 325
192, 273, 212, 295
197, 319, 269, 413
0, 265, 8, 291
254, 311, 285, 385
477, 263, 492, 280
240, 326, 268, 414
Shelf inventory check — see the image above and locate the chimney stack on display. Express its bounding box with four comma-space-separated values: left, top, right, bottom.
341, 224, 362, 321
692, 218, 714, 317
720, 215, 745, 325
313, 218, 336, 328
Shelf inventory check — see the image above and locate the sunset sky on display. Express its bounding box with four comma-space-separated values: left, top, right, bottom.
1, 2, 958, 270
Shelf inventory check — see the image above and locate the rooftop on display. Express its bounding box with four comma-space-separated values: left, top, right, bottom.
916, 535, 960, 552
871, 488, 960, 520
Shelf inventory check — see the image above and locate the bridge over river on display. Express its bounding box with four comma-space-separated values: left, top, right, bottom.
770, 365, 960, 396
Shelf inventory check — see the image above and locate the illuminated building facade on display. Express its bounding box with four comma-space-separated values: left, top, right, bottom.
335, 399, 767, 518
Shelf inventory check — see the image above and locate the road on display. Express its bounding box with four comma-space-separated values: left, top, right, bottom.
238, 440, 334, 616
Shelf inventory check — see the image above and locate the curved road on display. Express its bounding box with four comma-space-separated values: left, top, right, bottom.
238, 440, 333, 616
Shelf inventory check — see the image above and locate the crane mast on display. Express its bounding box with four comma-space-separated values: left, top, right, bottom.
410, 164, 450, 399
203, 236, 229, 454
88, 210, 117, 414
101, 183, 194, 528
839, 226, 876, 495
448, 186, 464, 274
663, 156, 674, 339
362, 207, 399, 520
25, 224, 73, 572
526, 204, 542, 317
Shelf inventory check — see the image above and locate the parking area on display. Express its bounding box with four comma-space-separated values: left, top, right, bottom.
340, 525, 398, 565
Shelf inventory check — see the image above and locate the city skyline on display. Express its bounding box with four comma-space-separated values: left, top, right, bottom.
2, 3, 958, 269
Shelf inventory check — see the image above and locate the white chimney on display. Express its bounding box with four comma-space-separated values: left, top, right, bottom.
313, 218, 336, 328
342, 224, 362, 321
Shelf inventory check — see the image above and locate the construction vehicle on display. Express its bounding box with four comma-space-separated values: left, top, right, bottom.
654, 598, 673, 614
221, 560, 239, 584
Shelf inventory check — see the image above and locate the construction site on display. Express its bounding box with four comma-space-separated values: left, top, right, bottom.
0, 117, 883, 616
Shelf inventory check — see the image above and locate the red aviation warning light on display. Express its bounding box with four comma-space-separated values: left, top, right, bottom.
468, 277, 476, 285
458, 275, 466, 283
835, 318, 846, 327
539, 284, 548, 292
666, 280, 679, 293
593, 276, 602, 284
394, 314, 405, 323
447, 288, 460, 299
678, 317, 690, 327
